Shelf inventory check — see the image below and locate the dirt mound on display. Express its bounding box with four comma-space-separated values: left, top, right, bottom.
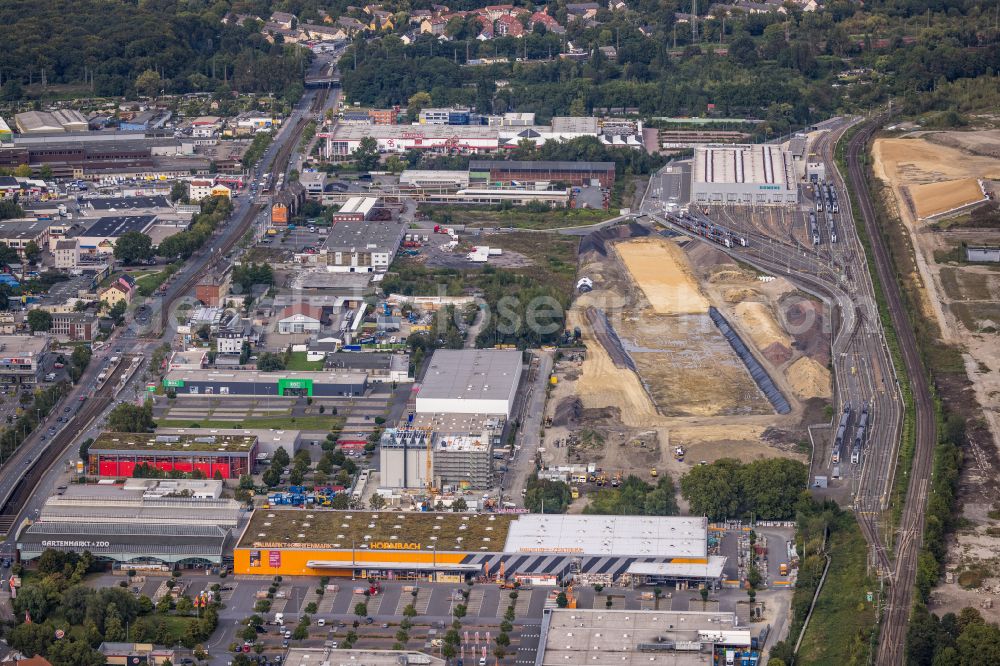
686, 241, 732, 270
762, 341, 794, 366
724, 288, 759, 303
709, 266, 755, 283
579, 222, 650, 256
786, 356, 832, 399
733, 302, 792, 350
552, 396, 583, 427
617, 237, 709, 314
925, 129, 1000, 160
780, 296, 830, 365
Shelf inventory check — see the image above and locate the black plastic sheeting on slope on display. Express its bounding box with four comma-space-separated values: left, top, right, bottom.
708, 306, 792, 415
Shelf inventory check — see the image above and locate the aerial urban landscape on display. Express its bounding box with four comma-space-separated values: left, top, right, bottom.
0, 1, 997, 665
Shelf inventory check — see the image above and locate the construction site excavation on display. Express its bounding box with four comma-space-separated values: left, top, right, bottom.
544, 225, 830, 500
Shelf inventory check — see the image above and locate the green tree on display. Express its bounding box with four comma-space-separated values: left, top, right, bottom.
451, 497, 468, 512
170, 181, 188, 203
109, 300, 127, 325
407, 91, 432, 121
27, 309, 52, 332
107, 400, 155, 432
8, 619, 54, 656
176, 595, 194, 614
0, 202, 25, 222
679, 458, 744, 521
272, 447, 290, 468
354, 602, 368, 617
23, 241, 41, 263
14, 164, 32, 178
256, 352, 285, 372
135, 69, 162, 97
523, 476, 571, 513
104, 603, 126, 641
728, 33, 759, 67
352, 136, 380, 171
369, 493, 386, 510
114, 232, 154, 264
385, 155, 405, 174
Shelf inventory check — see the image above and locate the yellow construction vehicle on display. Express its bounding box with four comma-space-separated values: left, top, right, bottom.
570, 487, 580, 500
650, 468, 658, 478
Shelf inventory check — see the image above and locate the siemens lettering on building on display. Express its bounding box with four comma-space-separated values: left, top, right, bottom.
691, 144, 799, 205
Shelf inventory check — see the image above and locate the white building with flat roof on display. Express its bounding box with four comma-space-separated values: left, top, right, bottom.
536, 609, 754, 666
504, 515, 710, 558
691, 144, 798, 205
416, 349, 522, 416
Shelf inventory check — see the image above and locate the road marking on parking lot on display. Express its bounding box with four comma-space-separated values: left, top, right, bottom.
465, 588, 485, 615
366, 593, 383, 615
414, 590, 433, 614
395, 591, 419, 615
513, 591, 533, 617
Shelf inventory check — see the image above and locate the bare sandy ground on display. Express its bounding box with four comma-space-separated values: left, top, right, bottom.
543, 236, 812, 491
873, 132, 1000, 618
616, 237, 709, 314
909, 177, 986, 219
786, 357, 832, 400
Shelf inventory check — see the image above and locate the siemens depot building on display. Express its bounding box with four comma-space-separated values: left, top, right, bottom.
691, 144, 798, 205
234, 511, 726, 588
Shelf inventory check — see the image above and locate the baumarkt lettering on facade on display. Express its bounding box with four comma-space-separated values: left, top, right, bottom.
42, 540, 110, 548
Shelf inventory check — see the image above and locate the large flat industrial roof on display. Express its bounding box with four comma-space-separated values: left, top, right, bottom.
162, 368, 368, 384
470, 159, 615, 172
322, 220, 406, 252
693, 144, 793, 186
87, 196, 172, 211
330, 124, 499, 140
284, 648, 443, 666
0, 335, 48, 356
40, 488, 240, 526
537, 609, 751, 666
91, 431, 258, 453
418, 349, 522, 403
337, 196, 378, 215
81, 215, 156, 238
410, 412, 505, 434
0, 219, 52, 240
627, 557, 727, 579
239, 509, 517, 552
157, 427, 300, 452
503, 515, 709, 558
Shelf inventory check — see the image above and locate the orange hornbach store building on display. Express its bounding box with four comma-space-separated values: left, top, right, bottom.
234, 511, 726, 588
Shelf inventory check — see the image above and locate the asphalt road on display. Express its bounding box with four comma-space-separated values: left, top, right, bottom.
501, 351, 552, 508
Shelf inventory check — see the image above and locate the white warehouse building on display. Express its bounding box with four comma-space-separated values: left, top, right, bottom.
691, 144, 799, 205
415, 349, 522, 416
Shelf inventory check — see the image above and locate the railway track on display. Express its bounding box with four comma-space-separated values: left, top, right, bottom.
158, 97, 320, 328
0, 355, 141, 531
846, 119, 936, 666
